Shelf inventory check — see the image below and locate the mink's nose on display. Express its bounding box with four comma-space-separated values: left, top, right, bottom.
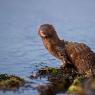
39, 30, 47, 38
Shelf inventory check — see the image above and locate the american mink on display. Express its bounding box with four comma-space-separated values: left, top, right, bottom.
38, 24, 95, 77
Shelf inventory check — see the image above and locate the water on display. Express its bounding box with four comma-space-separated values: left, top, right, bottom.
0, 0, 95, 95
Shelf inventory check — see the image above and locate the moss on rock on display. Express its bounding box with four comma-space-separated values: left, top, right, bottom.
30, 66, 95, 95
0, 74, 25, 90
67, 78, 85, 95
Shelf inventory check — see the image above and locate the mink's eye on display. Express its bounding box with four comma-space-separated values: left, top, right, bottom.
42, 35, 48, 39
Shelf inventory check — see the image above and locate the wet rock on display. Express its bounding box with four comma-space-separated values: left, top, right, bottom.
30, 66, 80, 95
30, 65, 79, 79
67, 78, 85, 95
0, 74, 25, 90
67, 77, 95, 95
30, 66, 95, 95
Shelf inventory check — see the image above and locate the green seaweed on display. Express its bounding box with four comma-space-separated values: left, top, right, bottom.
30, 66, 95, 95
30, 66, 78, 94
67, 78, 95, 95
67, 79, 83, 94
0, 74, 25, 90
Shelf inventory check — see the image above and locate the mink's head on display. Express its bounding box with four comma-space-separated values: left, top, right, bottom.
38, 24, 58, 40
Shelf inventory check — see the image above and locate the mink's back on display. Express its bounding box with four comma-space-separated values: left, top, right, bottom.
64, 41, 95, 75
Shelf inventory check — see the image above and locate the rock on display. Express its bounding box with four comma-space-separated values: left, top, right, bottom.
30, 66, 79, 95
67, 77, 95, 95
67, 78, 85, 95
30, 66, 95, 95
0, 74, 25, 90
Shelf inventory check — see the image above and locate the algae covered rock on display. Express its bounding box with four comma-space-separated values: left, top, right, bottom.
30, 66, 95, 95
30, 65, 78, 79
0, 74, 25, 90
30, 66, 77, 95
67, 78, 85, 95
67, 77, 95, 95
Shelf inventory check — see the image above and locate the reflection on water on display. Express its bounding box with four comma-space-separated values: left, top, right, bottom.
0, 0, 95, 95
